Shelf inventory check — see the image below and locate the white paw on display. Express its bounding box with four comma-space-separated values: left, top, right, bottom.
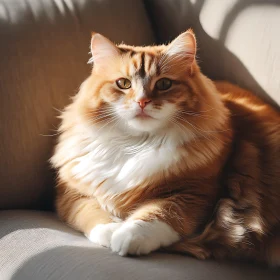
111, 220, 180, 256
88, 223, 122, 248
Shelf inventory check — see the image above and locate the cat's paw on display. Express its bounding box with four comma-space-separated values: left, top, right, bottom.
88, 223, 122, 248
111, 220, 180, 256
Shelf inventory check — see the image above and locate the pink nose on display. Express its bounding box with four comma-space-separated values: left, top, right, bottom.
137, 98, 151, 109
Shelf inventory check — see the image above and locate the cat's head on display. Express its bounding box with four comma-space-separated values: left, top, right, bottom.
78, 30, 223, 136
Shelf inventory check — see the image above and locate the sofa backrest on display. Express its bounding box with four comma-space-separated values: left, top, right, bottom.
2, 0, 279, 210
0, 0, 154, 210
146, 0, 280, 107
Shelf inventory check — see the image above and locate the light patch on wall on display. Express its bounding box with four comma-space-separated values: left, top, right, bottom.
199, 0, 239, 40
224, 5, 280, 105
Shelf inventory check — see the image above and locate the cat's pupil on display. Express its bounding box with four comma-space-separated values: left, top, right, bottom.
116, 78, 131, 89
156, 78, 172, 90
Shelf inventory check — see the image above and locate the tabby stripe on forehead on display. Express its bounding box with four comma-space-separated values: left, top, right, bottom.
138, 52, 146, 78
156, 62, 161, 76
132, 57, 139, 70
129, 50, 136, 57
118, 47, 130, 54
145, 54, 155, 74
132, 54, 142, 75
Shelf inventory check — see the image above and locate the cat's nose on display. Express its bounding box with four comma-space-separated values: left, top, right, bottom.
137, 98, 151, 109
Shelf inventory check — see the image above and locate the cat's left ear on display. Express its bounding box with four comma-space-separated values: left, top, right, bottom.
89, 33, 120, 70
164, 29, 196, 73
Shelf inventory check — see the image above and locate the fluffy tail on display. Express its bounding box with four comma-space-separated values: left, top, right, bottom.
265, 229, 280, 266
167, 199, 278, 264
168, 220, 231, 260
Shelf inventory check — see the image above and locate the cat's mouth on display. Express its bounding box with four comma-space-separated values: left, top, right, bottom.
134, 111, 154, 120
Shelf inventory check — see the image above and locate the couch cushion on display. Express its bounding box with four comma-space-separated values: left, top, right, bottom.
146, 0, 280, 107
0, 210, 279, 280
0, 0, 154, 210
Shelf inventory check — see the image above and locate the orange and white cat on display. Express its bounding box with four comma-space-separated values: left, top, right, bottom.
51, 30, 280, 264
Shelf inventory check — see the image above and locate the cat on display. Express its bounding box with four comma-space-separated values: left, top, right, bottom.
51, 29, 280, 265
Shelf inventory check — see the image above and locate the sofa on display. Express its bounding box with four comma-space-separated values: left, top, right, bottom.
0, 0, 279, 279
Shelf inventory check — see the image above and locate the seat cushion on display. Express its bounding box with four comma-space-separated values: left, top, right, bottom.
0, 0, 154, 210
0, 211, 279, 280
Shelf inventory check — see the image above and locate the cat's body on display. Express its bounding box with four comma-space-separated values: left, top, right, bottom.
51, 30, 280, 264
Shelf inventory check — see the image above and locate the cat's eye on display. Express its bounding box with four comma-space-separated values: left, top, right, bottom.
155, 78, 172, 91
116, 78, 131, 89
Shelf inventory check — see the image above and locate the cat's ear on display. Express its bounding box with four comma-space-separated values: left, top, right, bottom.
164, 29, 196, 71
89, 33, 120, 69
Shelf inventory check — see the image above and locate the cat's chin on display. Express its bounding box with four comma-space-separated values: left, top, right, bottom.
127, 117, 162, 133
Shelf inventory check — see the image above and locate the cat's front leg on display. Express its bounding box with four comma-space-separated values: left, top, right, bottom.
56, 183, 120, 248
88, 222, 122, 248
110, 199, 194, 256
111, 218, 180, 256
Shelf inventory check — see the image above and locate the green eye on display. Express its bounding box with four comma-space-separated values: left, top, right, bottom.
116, 78, 131, 89
155, 78, 172, 91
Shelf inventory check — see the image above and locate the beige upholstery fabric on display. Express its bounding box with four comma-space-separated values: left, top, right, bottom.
146, 0, 280, 107
0, 210, 279, 280
0, 0, 154, 209
0, 2, 279, 279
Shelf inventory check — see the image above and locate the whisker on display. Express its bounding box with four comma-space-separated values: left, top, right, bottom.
170, 117, 199, 147
175, 114, 230, 133
40, 132, 60, 137
176, 112, 215, 121
96, 116, 120, 133
52, 106, 64, 114
90, 113, 117, 121
174, 116, 223, 151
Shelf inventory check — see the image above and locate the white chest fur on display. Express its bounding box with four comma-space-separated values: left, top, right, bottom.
69, 127, 184, 200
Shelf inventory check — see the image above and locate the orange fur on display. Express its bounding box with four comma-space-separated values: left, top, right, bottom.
51, 30, 280, 264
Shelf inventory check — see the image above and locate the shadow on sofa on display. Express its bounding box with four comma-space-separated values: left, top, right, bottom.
11, 246, 280, 280
0, 211, 277, 280
145, 0, 280, 108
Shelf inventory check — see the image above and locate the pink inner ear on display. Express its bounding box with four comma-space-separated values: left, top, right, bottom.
166, 31, 196, 63
90, 34, 120, 67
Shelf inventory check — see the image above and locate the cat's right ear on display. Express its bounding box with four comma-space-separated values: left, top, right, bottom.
166, 29, 196, 65
161, 29, 196, 75
89, 33, 120, 70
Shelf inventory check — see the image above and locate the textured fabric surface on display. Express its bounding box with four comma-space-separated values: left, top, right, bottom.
0, 210, 279, 280
0, 0, 154, 209
146, 0, 280, 107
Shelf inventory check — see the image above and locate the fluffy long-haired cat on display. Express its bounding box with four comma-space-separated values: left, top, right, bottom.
51, 30, 280, 265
